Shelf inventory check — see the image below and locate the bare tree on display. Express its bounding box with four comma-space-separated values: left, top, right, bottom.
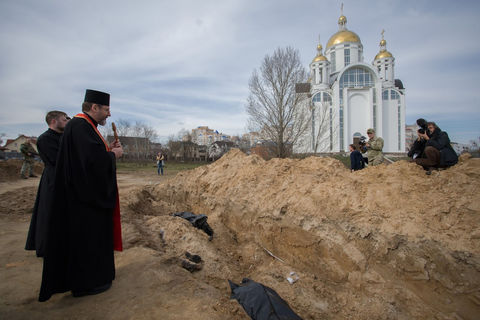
295, 98, 337, 154
246, 46, 310, 158
115, 119, 132, 137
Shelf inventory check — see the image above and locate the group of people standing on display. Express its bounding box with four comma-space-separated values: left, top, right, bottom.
25, 89, 124, 302
349, 120, 458, 174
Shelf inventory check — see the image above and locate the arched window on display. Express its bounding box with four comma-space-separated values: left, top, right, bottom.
382, 90, 389, 100
312, 92, 332, 105
339, 67, 374, 89
390, 90, 400, 100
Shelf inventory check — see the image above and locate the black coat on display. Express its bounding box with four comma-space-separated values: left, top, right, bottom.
426, 128, 458, 167
350, 150, 365, 171
25, 129, 62, 257
39, 114, 118, 302
407, 138, 426, 159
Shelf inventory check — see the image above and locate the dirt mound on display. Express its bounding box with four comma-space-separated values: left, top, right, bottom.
0, 186, 37, 222
0, 159, 43, 182
125, 149, 480, 319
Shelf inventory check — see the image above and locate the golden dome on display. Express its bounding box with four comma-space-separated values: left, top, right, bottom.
326, 30, 361, 48
312, 54, 328, 62
374, 50, 393, 60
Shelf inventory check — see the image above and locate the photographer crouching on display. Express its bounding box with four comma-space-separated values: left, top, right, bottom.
414, 121, 458, 175
408, 118, 428, 160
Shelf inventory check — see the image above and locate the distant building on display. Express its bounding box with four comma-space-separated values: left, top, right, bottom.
242, 132, 261, 147
295, 8, 406, 153
3, 135, 38, 153
190, 126, 230, 145
106, 135, 160, 160
169, 140, 206, 161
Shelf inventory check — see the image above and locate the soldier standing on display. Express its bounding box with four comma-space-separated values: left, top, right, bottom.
20, 138, 38, 179
365, 128, 384, 166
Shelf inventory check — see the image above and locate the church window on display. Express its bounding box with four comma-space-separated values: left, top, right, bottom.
331, 52, 336, 72
344, 49, 350, 66
390, 90, 400, 100
323, 92, 332, 104
382, 90, 389, 100
312, 92, 332, 105
340, 67, 374, 88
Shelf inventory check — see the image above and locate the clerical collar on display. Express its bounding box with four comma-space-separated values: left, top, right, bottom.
83, 112, 98, 127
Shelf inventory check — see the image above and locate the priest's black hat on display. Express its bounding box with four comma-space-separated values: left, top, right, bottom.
84, 89, 110, 106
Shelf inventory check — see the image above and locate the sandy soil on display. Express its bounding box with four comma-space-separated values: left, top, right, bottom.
1, 153, 479, 319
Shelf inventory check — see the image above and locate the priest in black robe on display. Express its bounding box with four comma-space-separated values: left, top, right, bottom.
25, 110, 69, 257
39, 89, 123, 302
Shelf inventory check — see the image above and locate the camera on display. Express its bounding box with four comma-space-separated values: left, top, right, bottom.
358, 136, 367, 146
417, 118, 427, 134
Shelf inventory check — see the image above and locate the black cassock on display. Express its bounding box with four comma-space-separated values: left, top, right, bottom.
39, 114, 118, 302
25, 128, 62, 257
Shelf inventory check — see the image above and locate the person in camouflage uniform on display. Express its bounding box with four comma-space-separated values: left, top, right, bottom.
365, 128, 384, 166
20, 139, 38, 179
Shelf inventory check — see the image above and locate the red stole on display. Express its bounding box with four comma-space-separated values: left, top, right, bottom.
74, 113, 123, 251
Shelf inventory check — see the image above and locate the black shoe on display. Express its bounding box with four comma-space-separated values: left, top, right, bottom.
21, 175, 28, 179
72, 282, 112, 297
29, 174, 38, 178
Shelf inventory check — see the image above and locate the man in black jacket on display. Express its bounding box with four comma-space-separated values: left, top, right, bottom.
25, 111, 69, 257
414, 122, 458, 174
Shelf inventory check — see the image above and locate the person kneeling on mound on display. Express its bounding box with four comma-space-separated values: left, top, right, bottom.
414, 122, 458, 175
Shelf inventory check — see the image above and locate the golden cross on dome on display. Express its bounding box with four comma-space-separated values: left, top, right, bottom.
381, 29, 385, 40
341, 3, 344, 15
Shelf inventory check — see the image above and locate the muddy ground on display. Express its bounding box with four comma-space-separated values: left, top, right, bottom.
0, 153, 479, 319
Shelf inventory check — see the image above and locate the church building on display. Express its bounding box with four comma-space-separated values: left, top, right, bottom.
294, 10, 406, 153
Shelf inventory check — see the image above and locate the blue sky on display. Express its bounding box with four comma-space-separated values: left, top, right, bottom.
1, 0, 479, 144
